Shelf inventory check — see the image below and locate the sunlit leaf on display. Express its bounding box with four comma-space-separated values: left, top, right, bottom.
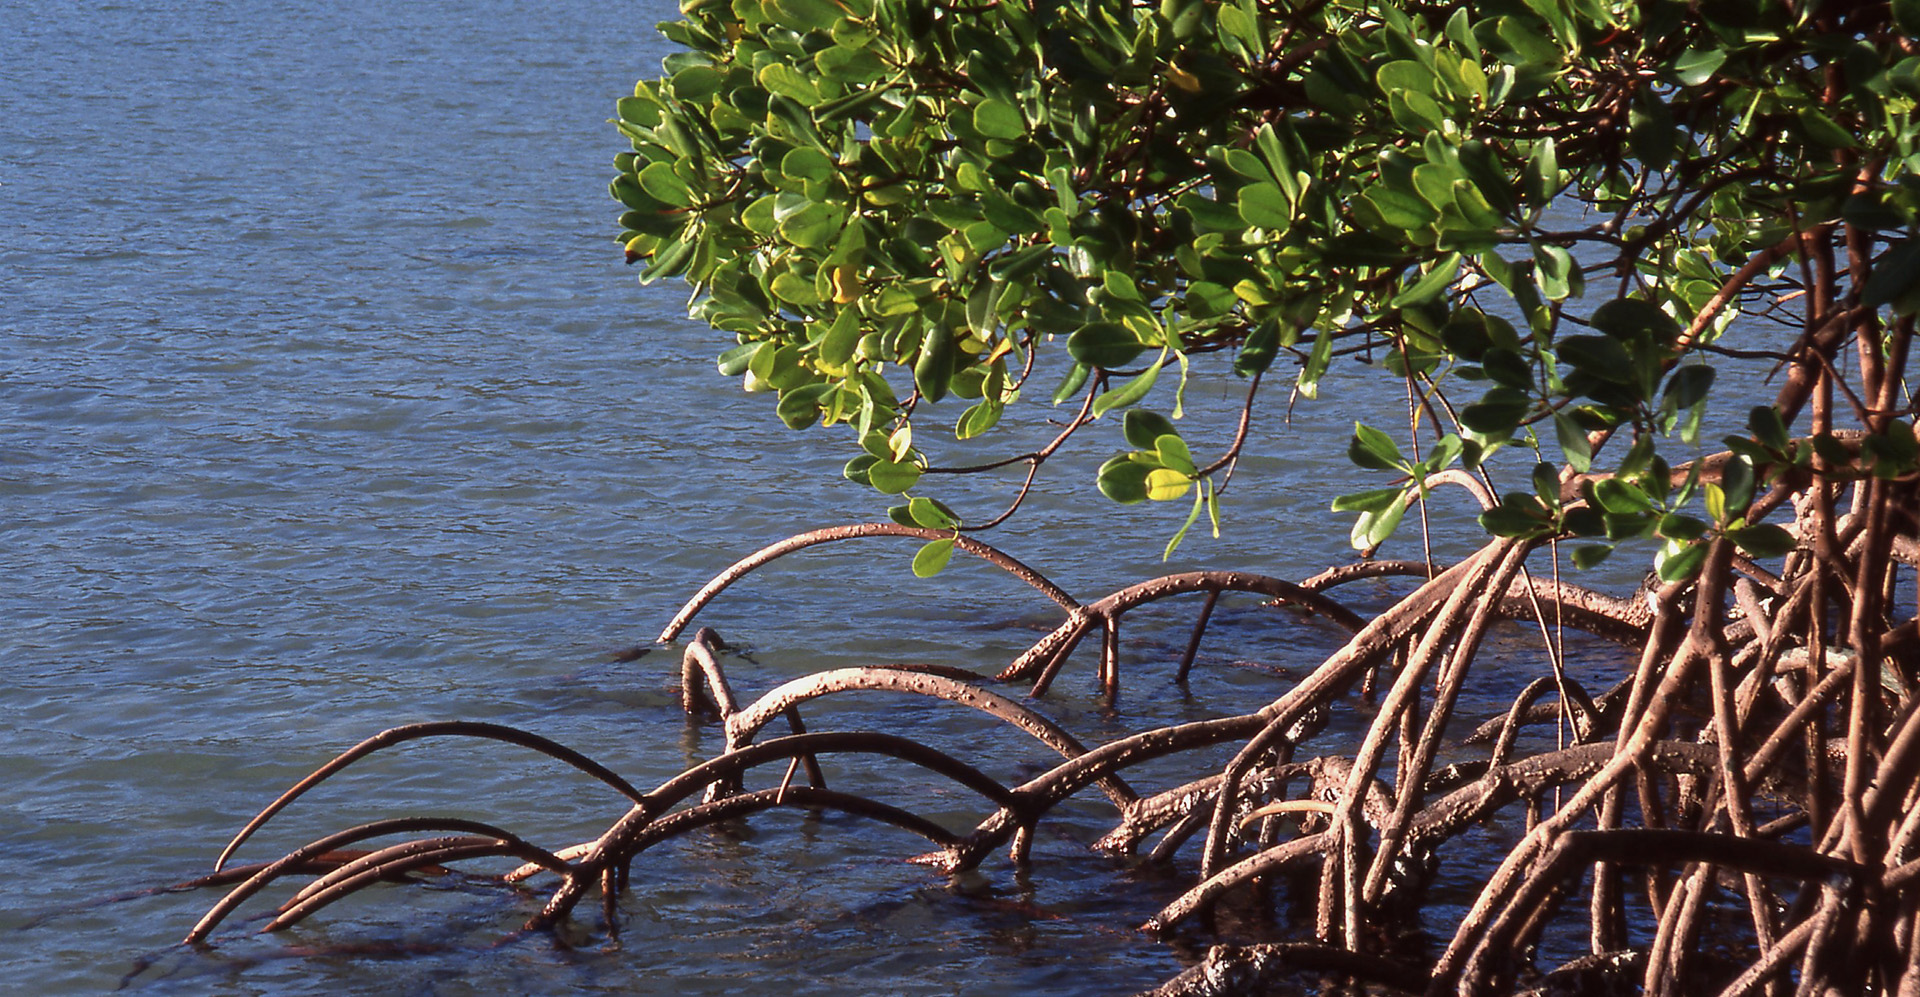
912, 537, 956, 577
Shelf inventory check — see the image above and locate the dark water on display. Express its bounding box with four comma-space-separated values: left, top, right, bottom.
1, 3, 1620, 994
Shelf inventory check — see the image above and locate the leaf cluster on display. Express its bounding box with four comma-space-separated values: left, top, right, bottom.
617, 0, 1920, 577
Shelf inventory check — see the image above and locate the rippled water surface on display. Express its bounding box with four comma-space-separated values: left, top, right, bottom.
2, 3, 1623, 994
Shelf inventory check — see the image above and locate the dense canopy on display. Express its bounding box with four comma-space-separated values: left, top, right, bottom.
613, 0, 1916, 573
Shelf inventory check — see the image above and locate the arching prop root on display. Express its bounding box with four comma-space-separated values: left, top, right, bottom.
188, 511, 1920, 996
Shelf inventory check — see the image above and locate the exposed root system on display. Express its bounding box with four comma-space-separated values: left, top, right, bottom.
192, 504, 1920, 995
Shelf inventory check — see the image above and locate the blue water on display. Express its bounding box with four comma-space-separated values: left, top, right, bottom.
1, 3, 1597, 994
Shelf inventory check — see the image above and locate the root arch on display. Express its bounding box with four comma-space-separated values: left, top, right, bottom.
192, 503, 1920, 995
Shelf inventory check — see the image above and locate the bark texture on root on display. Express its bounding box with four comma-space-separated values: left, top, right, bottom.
188, 506, 1920, 996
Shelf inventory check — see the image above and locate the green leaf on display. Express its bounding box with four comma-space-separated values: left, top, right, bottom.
1571, 544, 1614, 568
1376, 60, 1435, 97
1097, 453, 1152, 504
1727, 523, 1796, 559
758, 63, 822, 103
1298, 328, 1335, 399
1460, 388, 1532, 438
1480, 494, 1552, 538
785, 205, 847, 250
912, 537, 956, 577
1796, 107, 1858, 150
776, 383, 831, 429
1557, 335, 1632, 381
1051, 362, 1091, 405
1663, 364, 1716, 411
1534, 244, 1576, 300
639, 162, 693, 207
1164, 488, 1208, 560
1657, 513, 1709, 541
843, 453, 878, 485
1552, 410, 1592, 472
1093, 353, 1163, 417
1656, 541, 1707, 582
1532, 462, 1563, 509
1351, 492, 1410, 549
770, 270, 821, 305
1749, 406, 1790, 452
780, 147, 835, 183
1221, 147, 1272, 183
868, 459, 922, 494
1898, 0, 1920, 34
1332, 486, 1405, 513
818, 308, 862, 371
1124, 410, 1180, 449
1237, 182, 1294, 231
717, 341, 760, 377
914, 322, 957, 403
1671, 48, 1727, 86
1703, 481, 1726, 523
1592, 298, 1682, 344
1629, 93, 1676, 168
907, 496, 957, 530
1562, 507, 1605, 537
1362, 186, 1439, 229
1348, 423, 1406, 471
1236, 319, 1280, 376
1068, 322, 1149, 369
1812, 432, 1852, 466
815, 45, 886, 83
1594, 478, 1656, 515
1721, 456, 1755, 515
955, 399, 1002, 440
1526, 137, 1559, 204
972, 99, 1025, 139
1154, 434, 1196, 475
1145, 467, 1193, 501
1390, 253, 1462, 308
1482, 347, 1532, 389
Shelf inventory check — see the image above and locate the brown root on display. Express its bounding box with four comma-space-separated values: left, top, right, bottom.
190, 499, 1920, 994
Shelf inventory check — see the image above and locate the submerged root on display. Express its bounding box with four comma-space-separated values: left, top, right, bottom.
190, 515, 1920, 995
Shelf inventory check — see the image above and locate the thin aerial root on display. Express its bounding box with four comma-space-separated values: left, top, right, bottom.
1011, 570, 1365, 689
1145, 833, 1332, 933
779, 708, 826, 791
680, 627, 739, 718
1100, 616, 1120, 699
1015, 609, 1096, 693
597, 788, 964, 885
264, 838, 541, 932
646, 732, 1022, 816
505, 841, 596, 883
214, 721, 643, 871
1238, 799, 1338, 828
725, 665, 1136, 807
1174, 589, 1220, 684
1299, 559, 1442, 591
189, 816, 555, 943
658, 522, 1079, 643
278, 834, 561, 912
